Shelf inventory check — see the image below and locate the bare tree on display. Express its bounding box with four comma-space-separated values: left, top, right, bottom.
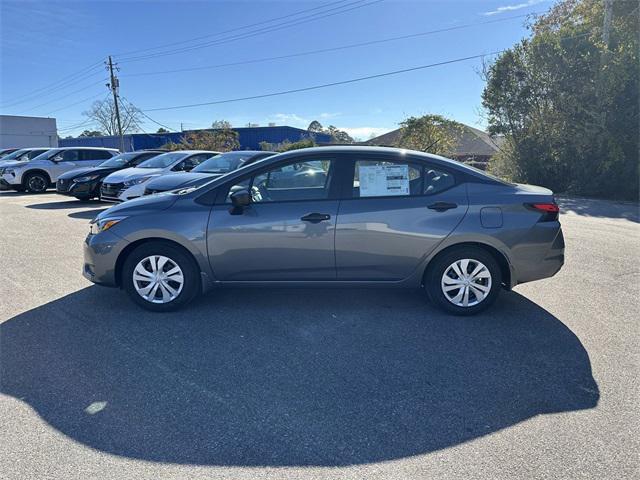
82, 98, 142, 136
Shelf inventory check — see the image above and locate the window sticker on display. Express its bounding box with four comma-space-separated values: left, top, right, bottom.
358, 164, 410, 197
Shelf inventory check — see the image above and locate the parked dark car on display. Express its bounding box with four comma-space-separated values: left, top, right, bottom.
56, 150, 165, 201
84, 146, 564, 315
143, 150, 275, 195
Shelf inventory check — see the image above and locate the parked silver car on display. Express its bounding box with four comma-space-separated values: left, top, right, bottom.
0, 147, 119, 192
83, 146, 564, 315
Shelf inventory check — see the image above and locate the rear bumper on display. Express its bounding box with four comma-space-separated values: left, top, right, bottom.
512, 223, 565, 286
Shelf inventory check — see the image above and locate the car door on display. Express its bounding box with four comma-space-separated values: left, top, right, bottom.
335, 155, 469, 281
83, 149, 114, 166
48, 149, 82, 181
207, 156, 340, 281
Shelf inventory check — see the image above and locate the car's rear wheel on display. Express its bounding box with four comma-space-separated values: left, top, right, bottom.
74, 194, 93, 201
425, 246, 502, 315
24, 172, 49, 193
122, 242, 200, 312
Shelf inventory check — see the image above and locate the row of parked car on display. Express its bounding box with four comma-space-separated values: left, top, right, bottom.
0, 144, 565, 316
0, 146, 277, 202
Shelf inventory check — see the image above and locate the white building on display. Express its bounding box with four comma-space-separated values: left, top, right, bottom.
0, 115, 58, 148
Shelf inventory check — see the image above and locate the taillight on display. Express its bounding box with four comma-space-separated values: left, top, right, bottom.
525, 202, 560, 221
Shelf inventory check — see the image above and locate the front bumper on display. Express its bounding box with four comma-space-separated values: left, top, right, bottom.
101, 182, 145, 202
83, 229, 128, 286
57, 178, 99, 197
0, 174, 20, 190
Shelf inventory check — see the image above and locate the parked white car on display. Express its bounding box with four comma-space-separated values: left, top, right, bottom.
100, 150, 218, 202
0, 147, 51, 168
0, 147, 119, 193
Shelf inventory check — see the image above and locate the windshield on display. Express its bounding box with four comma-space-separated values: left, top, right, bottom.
29, 148, 62, 162
137, 152, 188, 169
98, 152, 140, 168
0, 149, 30, 161
193, 152, 254, 173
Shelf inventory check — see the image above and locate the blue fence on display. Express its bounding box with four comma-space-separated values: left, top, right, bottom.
59, 126, 332, 151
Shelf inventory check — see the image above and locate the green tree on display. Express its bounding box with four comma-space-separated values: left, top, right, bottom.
173, 129, 239, 152
482, 0, 639, 200
307, 120, 354, 143
79, 130, 103, 137
308, 120, 323, 132
211, 119, 232, 129
397, 114, 463, 156
156, 128, 169, 133
260, 138, 316, 152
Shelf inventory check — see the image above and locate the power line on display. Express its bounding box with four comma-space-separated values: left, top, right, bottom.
142, 32, 591, 113
121, 96, 177, 132
45, 91, 107, 115
20, 79, 109, 114
117, 0, 383, 63
143, 52, 505, 112
122, 11, 541, 78
114, 0, 350, 58
0, 61, 104, 108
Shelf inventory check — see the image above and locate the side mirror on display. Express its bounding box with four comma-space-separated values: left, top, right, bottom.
230, 189, 251, 208
51, 154, 63, 162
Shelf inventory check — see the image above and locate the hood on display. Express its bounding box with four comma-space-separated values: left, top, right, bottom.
103, 167, 163, 184
0, 160, 29, 169
58, 166, 114, 180
96, 191, 178, 220
145, 172, 218, 192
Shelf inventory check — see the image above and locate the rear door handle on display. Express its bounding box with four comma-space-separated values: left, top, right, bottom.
428, 202, 458, 212
301, 213, 331, 223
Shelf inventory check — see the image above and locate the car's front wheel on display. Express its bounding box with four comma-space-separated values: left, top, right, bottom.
24, 172, 49, 193
425, 246, 502, 315
122, 242, 201, 312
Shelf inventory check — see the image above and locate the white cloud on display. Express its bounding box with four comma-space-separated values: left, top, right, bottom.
338, 127, 391, 141
483, 0, 546, 16
319, 112, 342, 120
269, 113, 309, 126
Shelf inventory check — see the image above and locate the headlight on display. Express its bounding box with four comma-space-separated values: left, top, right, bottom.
74, 174, 100, 182
89, 216, 127, 235
4, 168, 15, 175
124, 176, 153, 187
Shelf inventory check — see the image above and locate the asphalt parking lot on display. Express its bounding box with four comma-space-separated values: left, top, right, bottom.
1, 191, 638, 480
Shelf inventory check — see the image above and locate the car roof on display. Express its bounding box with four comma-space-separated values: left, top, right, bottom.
53, 147, 119, 151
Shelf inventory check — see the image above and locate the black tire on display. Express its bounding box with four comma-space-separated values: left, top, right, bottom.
121, 241, 201, 312
24, 172, 50, 193
74, 195, 93, 201
425, 246, 502, 316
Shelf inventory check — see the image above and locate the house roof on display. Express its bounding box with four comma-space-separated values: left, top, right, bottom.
362, 123, 503, 157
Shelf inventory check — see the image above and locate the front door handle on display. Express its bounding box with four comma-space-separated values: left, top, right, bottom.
301, 213, 331, 223
428, 202, 458, 212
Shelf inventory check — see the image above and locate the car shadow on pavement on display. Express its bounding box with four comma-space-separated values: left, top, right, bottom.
0, 286, 599, 467
67, 209, 108, 220
25, 199, 104, 210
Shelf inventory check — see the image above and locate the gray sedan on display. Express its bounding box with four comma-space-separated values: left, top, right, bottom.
83, 146, 564, 315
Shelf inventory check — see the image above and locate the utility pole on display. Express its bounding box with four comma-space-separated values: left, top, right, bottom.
106, 56, 124, 152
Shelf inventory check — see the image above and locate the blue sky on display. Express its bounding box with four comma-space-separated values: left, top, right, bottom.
0, 0, 550, 140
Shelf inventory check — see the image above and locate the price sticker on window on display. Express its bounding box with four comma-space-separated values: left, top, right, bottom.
358, 164, 410, 197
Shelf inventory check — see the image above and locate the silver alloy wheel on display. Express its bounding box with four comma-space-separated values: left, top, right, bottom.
28, 175, 46, 192
441, 258, 492, 308
133, 255, 184, 304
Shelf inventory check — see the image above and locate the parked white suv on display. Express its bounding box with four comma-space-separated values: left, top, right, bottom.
0, 147, 119, 193
100, 150, 217, 202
